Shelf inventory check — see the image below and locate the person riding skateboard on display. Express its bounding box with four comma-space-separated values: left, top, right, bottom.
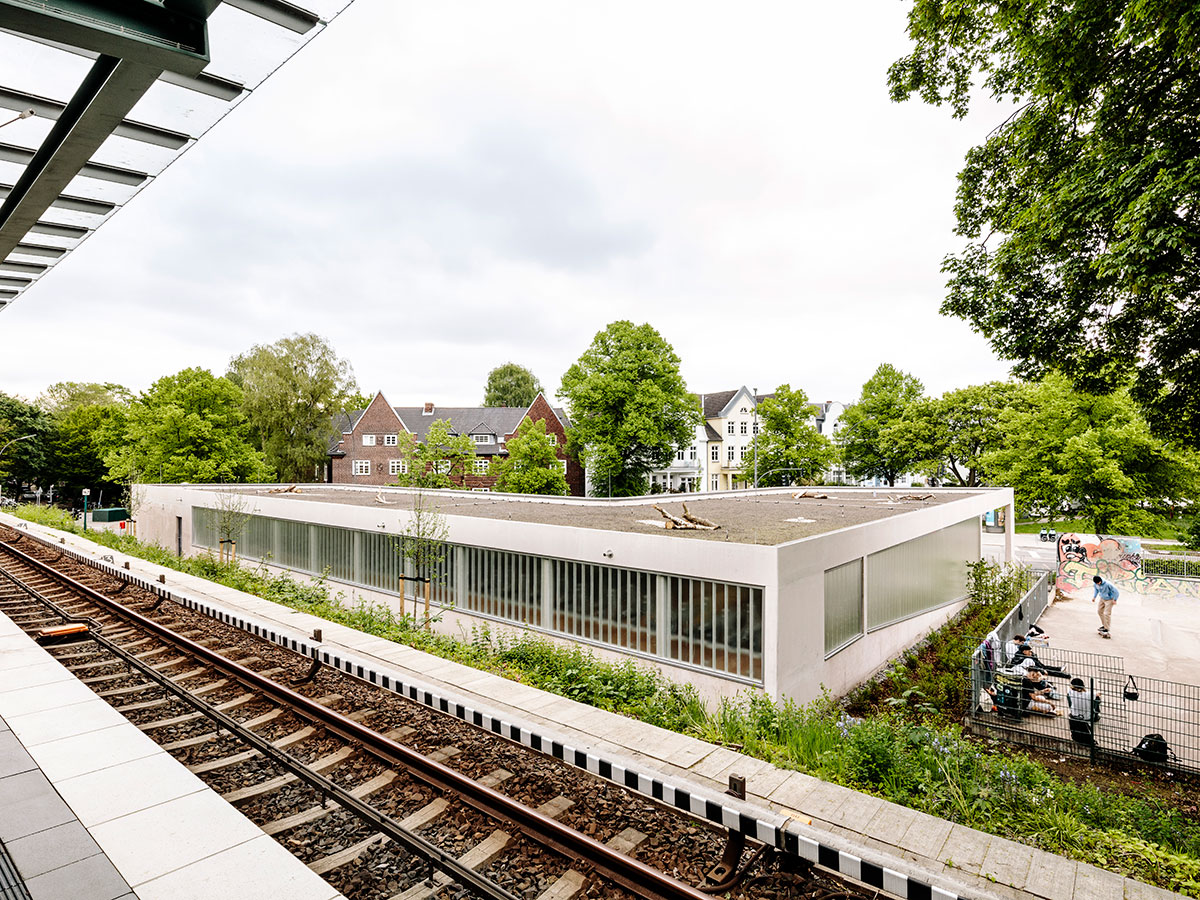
1092, 575, 1119, 638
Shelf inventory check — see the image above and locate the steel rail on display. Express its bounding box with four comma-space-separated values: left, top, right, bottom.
0, 558, 522, 900
0, 535, 717, 900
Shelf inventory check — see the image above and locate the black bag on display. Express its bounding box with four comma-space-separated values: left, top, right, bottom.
1132, 733, 1170, 764
1092, 695, 1101, 722
1124, 675, 1139, 701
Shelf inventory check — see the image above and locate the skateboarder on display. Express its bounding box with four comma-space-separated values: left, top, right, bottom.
1092, 575, 1119, 638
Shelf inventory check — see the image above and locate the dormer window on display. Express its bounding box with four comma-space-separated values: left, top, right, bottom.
472, 434, 493, 444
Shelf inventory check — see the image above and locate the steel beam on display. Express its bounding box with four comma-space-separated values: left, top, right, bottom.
0, 184, 117, 216
0, 86, 190, 149
0, 0, 210, 74
0, 54, 161, 261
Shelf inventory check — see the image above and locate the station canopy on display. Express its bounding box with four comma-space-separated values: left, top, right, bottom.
0, 0, 352, 312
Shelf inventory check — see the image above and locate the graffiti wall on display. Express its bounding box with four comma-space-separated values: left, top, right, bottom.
1056, 534, 1200, 599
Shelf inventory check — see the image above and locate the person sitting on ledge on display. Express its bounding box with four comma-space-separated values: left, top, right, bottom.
1067, 677, 1101, 746
1013, 644, 1067, 677
1022, 669, 1063, 716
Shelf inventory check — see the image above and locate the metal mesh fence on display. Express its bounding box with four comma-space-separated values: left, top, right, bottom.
968, 573, 1199, 773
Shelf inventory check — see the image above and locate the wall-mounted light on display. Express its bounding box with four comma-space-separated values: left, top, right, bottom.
0, 108, 35, 130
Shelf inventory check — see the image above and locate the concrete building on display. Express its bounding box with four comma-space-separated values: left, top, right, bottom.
138, 484, 1013, 703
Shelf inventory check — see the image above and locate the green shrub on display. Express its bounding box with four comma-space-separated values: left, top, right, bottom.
13, 504, 79, 533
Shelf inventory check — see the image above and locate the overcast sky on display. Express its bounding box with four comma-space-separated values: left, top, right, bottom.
2, 1, 1017, 408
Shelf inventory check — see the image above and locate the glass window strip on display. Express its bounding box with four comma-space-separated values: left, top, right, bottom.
190, 508, 761, 681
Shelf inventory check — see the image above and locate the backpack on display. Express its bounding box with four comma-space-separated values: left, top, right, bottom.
1132, 733, 1171, 764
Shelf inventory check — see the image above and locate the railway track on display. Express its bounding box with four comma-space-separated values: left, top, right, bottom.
0, 524, 880, 900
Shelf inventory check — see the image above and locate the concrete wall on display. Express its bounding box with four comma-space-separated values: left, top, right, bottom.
772, 489, 1010, 700
137, 484, 1012, 705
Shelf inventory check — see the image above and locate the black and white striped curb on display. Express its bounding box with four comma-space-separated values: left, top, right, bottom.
7, 524, 972, 900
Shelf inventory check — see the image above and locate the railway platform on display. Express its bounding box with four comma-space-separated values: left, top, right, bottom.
0, 609, 344, 900
0, 513, 1184, 900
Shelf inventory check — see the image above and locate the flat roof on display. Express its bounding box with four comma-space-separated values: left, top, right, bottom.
212, 485, 1002, 546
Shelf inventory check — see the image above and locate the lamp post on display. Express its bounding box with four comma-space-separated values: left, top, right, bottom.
82, 488, 90, 531
752, 387, 759, 489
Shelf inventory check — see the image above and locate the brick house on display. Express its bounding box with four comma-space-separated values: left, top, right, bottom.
328, 392, 584, 496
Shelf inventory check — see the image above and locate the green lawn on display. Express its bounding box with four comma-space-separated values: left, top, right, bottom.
1015, 515, 1193, 541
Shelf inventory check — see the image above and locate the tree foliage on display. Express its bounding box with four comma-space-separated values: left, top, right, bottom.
36, 382, 130, 416
104, 368, 272, 484
890, 0, 1200, 446
836, 364, 925, 486
483, 363, 543, 408
228, 333, 359, 482
982, 373, 1198, 533
391, 419, 476, 489
559, 321, 699, 496
493, 418, 567, 495
47, 401, 127, 500
0, 393, 52, 492
892, 382, 1019, 486
743, 385, 836, 486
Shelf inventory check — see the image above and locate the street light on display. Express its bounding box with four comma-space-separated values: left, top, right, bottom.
752, 387, 759, 489
0, 109, 35, 130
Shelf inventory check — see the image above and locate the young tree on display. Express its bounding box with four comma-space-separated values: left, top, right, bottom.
836, 364, 925, 486
482, 363, 543, 408
891, 382, 1019, 487
212, 488, 254, 562
493, 418, 568, 495
395, 490, 449, 627
391, 419, 476, 489
744, 385, 836, 486
559, 321, 699, 496
105, 368, 273, 484
889, 1, 1200, 447
984, 374, 1199, 533
228, 333, 360, 482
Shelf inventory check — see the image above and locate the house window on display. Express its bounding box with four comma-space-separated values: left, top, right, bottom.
473, 458, 490, 475
353, 460, 370, 476
740, 446, 747, 460
711, 476, 719, 490
740, 422, 748, 434
362, 434, 376, 446
546, 434, 557, 446
726, 422, 735, 434
389, 459, 407, 476
558, 460, 567, 474
435, 461, 451, 475
384, 434, 398, 446
752, 423, 759, 435
472, 434, 493, 444
711, 447, 719, 461
677, 450, 685, 461
688, 448, 697, 460
727, 447, 735, 461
